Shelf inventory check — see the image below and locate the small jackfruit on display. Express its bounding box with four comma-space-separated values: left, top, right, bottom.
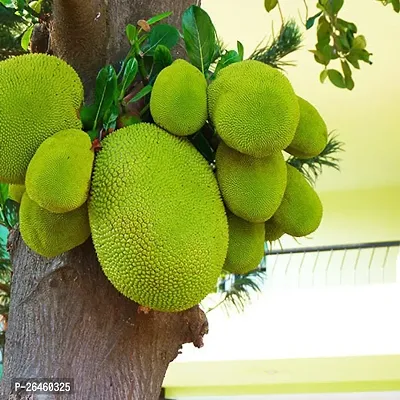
89, 123, 228, 312
26, 129, 94, 213
150, 59, 208, 136
264, 218, 284, 242
0, 54, 83, 184
224, 212, 265, 274
285, 96, 328, 159
19, 192, 90, 258
272, 165, 323, 237
208, 60, 300, 157
8, 184, 25, 203
216, 141, 287, 223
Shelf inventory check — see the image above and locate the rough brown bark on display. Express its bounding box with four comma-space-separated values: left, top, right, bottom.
1, 1, 205, 399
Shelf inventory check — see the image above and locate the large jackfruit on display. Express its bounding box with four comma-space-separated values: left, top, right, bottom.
224, 212, 265, 274
264, 218, 284, 242
216, 141, 287, 223
150, 59, 208, 136
0, 54, 83, 184
26, 129, 94, 213
89, 123, 229, 312
285, 96, 328, 159
8, 184, 25, 203
272, 165, 323, 237
208, 60, 300, 157
19, 192, 90, 258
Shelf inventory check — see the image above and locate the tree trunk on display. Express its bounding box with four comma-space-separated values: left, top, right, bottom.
0, 1, 206, 399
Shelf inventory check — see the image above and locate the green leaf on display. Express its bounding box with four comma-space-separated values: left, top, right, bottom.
214, 50, 241, 76
264, 0, 278, 12
306, 11, 323, 30
88, 130, 99, 142
353, 35, 367, 50
80, 104, 98, 131
0, 184, 8, 207
4, 198, 19, 228
237, 41, 244, 60
182, 5, 217, 74
93, 65, 118, 129
126, 24, 137, 45
331, 0, 344, 14
150, 44, 173, 83
118, 57, 138, 100
21, 25, 33, 50
12, 0, 24, 10
29, 0, 42, 13
327, 69, 346, 88
128, 84, 152, 104
103, 103, 119, 132
147, 11, 172, 25
320, 69, 328, 83
316, 17, 331, 46
0, 0, 13, 7
341, 60, 354, 90
392, 0, 400, 12
143, 24, 179, 55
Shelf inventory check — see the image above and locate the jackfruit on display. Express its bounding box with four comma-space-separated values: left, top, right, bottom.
208, 60, 300, 157
264, 218, 284, 242
285, 96, 328, 159
19, 192, 90, 258
216, 141, 287, 223
8, 184, 25, 203
224, 212, 265, 274
26, 129, 94, 213
272, 165, 323, 237
89, 123, 229, 312
0, 54, 83, 184
150, 59, 207, 136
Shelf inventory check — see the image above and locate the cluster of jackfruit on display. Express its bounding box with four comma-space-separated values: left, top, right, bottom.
205, 60, 326, 274
0, 54, 92, 258
0, 53, 327, 313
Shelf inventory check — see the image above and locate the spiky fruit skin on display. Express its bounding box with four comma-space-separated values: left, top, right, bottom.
19, 192, 90, 258
0, 54, 83, 184
285, 96, 328, 159
89, 123, 229, 312
8, 184, 25, 203
264, 218, 285, 242
216, 141, 287, 223
272, 165, 323, 237
224, 212, 265, 274
150, 59, 208, 136
208, 60, 300, 158
26, 129, 94, 213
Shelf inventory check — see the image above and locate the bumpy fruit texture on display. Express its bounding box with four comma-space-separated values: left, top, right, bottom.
89, 123, 229, 312
8, 184, 25, 203
208, 60, 300, 158
285, 96, 328, 159
0, 54, 83, 184
216, 141, 287, 223
272, 165, 323, 237
19, 192, 90, 258
26, 129, 94, 213
150, 59, 208, 136
264, 218, 284, 242
224, 212, 265, 274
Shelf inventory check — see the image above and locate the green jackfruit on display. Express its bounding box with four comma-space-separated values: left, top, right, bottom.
224, 212, 265, 274
8, 184, 25, 203
26, 129, 94, 213
208, 60, 300, 157
0, 54, 83, 184
216, 141, 287, 223
89, 123, 229, 312
285, 96, 328, 159
19, 192, 90, 258
264, 218, 284, 242
272, 165, 323, 237
150, 59, 208, 136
